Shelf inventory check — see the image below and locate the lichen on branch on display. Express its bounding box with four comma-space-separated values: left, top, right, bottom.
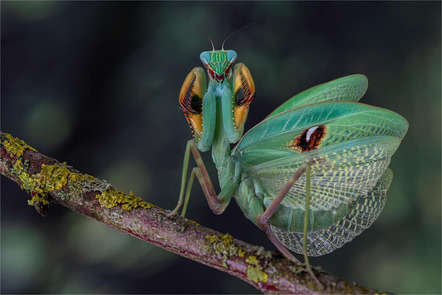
0, 131, 379, 294
96, 187, 154, 210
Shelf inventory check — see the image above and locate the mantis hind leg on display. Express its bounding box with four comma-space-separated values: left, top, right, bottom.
261, 223, 300, 263
257, 163, 324, 289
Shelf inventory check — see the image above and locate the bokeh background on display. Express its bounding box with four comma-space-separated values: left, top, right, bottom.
2, 1, 440, 294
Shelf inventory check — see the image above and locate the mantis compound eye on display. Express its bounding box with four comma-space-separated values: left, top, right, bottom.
200, 50, 237, 84
179, 67, 207, 141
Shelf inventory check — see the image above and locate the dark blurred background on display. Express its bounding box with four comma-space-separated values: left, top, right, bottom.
1, 1, 440, 294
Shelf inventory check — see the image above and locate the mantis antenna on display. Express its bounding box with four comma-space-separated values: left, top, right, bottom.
221, 23, 256, 50
172, 4, 215, 51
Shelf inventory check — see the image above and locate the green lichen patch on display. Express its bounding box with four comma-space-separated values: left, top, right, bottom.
22, 164, 71, 207
13, 159, 25, 173
247, 265, 268, 283
39, 164, 69, 190
28, 193, 50, 207
15, 162, 97, 211
20, 160, 71, 205
2, 133, 131, 214
22, 164, 86, 194
96, 187, 153, 210
3, 133, 37, 157
245, 255, 268, 283
205, 233, 245, 267
245, 255, 259, 265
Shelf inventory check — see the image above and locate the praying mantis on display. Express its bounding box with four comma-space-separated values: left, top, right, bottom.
171, 39, 408, 287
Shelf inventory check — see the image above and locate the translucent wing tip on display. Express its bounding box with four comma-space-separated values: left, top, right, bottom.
271, 168, 392, 256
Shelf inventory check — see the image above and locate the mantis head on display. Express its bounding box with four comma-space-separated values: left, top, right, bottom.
199, 50, 237, 84
179, 50, 255, 151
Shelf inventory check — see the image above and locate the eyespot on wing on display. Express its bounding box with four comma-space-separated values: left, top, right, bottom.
287, 125, 327, 153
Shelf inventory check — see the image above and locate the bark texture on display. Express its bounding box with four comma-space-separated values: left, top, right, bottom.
1, 131, 379, 294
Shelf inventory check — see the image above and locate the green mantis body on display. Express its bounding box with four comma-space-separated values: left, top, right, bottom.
174, 48, 408, 286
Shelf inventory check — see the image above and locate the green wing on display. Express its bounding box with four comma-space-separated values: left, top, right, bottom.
235, 101, 408, 167
267, 74, 368, 118
270, 168, 392, 256
249, 135, 398, 214
233, 76, 407, 254
233, 101, 407, 227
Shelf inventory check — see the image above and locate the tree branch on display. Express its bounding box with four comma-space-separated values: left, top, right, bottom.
1, 131, 378, 294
